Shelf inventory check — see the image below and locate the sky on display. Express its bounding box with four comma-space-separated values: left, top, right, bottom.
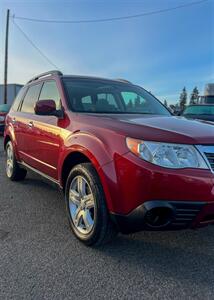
0, 0, 214, 105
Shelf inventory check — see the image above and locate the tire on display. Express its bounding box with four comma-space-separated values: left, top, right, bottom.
65, 163, 117, 246
6, 141, 27, 181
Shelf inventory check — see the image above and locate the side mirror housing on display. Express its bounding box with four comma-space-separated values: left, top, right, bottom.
35, 100, 63, 117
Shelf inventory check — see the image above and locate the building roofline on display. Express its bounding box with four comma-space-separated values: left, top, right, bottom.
0, 83, 23, 87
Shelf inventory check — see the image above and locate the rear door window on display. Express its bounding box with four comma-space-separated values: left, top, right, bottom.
12, 87, 27, 111
21, 84, 42, 114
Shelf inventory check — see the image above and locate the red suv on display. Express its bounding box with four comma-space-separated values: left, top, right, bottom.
4, 71, 214, 246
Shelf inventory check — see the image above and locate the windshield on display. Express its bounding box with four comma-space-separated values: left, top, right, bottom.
0, 104, 10, 113
63, 79, 170, 115
183, 105, 214, 115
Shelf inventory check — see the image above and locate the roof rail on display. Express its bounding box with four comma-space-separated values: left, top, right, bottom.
27, 70, 63, 84
115, 78, 132, 84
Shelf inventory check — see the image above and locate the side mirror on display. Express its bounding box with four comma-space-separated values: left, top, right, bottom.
35, 100, 62, 117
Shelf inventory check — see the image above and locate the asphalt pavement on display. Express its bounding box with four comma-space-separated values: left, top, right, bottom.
0, 136, 214, 299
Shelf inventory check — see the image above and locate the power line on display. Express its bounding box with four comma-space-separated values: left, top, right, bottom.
12, 0, 208, 24
12, 19, 60, 70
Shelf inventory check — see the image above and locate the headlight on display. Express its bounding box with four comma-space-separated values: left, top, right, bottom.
0, 116, 5, 122
126, 138, 208, 169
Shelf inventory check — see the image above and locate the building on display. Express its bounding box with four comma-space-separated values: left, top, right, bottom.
204, 83, 214, 97
0, 84, 23, 105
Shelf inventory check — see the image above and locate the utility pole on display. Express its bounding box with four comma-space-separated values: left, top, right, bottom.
4, 9, 10, 104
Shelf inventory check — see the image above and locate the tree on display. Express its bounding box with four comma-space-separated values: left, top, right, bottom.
179, 87, 187, 111
168, 104, 175, 113
169, 104, 175, 110
189, 87, 199, 105
164, 99, 168, 107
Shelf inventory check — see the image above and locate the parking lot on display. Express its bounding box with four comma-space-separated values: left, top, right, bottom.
0, 136, 214, 299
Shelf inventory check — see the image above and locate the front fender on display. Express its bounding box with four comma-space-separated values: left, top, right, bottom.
58, 131, 120, 212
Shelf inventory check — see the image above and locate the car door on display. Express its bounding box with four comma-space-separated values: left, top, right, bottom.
15, 83, 42, 164
28, 80, 62, 179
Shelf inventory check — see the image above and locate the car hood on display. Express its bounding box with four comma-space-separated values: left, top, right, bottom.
183, 114, 214, 122
79, 114, 214, 145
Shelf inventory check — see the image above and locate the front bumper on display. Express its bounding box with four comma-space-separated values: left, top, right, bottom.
110, 200, 214, 233
101, 152, 214, 215
100, 152, 214, 233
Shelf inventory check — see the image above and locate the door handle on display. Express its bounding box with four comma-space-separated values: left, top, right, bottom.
28, 121, 34, 128
12, 118, 16, 124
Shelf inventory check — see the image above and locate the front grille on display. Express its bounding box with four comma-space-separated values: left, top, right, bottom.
170, 201, 205, 229
204, 152, 214, 171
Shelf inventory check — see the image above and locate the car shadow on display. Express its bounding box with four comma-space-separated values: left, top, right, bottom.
95, 227, 214, 287
19, 176, 58, 191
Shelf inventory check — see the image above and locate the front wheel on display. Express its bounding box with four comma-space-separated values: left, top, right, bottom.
6, 141, 27, 181
65, 163, 117, 246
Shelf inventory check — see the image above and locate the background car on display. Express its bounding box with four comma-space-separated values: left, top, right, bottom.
182, 104, 214, 122
0, 104, 10, 134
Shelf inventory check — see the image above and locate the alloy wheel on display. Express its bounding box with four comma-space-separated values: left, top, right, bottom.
69, 175, 95, 235
6, 143, 14, 178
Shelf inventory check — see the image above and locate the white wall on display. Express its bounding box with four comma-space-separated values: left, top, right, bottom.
0, 84, 23, 105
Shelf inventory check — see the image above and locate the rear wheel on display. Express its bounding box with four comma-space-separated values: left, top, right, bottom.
65, 163, 117, 246
6, 141, 27, 181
